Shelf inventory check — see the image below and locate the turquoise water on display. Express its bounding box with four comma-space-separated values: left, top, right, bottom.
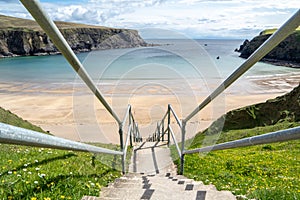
0, 39, 299, 93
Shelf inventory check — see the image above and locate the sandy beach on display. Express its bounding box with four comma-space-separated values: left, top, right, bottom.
0, 72, 299, 144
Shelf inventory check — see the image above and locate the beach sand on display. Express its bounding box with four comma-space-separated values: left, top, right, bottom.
0, 74, 299, 144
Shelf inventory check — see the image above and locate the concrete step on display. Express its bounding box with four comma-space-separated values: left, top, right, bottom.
100, 188, 146, 199
81, 196, 101, 200
81, 142, 237, 200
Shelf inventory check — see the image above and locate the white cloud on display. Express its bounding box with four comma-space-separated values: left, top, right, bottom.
0, 0, 299, 39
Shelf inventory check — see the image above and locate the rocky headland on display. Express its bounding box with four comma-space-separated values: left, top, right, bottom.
236, 28, 300, 68
0, 15, 148, 57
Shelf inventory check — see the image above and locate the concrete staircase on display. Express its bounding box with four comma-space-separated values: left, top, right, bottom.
81, 142, 236, 200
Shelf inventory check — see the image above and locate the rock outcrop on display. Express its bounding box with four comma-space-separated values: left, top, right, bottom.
206, 84, 300, 133
0, 15, 148, 57
237, 30, 300, 67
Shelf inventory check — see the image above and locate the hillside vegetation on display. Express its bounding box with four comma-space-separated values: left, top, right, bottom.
0, 106, 45, 133
172, 85, 300, 200
0, 107, 123, 199
0, 14, 111, 31
260, 27, 300, 35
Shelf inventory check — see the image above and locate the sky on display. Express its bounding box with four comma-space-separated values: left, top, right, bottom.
0, 0, 299, 39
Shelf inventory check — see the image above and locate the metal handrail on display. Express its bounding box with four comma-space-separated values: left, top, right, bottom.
184, 9, 300, 123
169, 125, 181, 158
2, 0, 145, 175
119, 105, 142, 173
184, 126, 300, 154
13, 1, 300, 176
121, 105, 132, 131
20, 0, 122, 125
122, 124, 133, 173
152, 104, 183, 142
152, 9, 300, 175
0, 123, 122, 155
169, 105, 182, 128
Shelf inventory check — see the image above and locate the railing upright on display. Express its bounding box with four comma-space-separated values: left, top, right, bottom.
179, 121, 186, 175
161, 118, 165, 142
167, 105, 171, 146
122, 124, 133, 174
119, 105, 142, 174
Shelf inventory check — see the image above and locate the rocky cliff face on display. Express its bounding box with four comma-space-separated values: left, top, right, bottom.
0, 15, 148, 57
237, 31, 300, 67
0, 28, 147, 57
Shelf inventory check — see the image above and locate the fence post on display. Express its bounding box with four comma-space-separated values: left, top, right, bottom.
179, 120, 186, 175
167, 104, 171, 147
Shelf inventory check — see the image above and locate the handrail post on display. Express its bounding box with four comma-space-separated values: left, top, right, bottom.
179, 120, 186, 175
129, 107, 133, 147
167, 104, 171, 147
157, 122, 160, 142
162, 119, 165, 142
137, 123, 140, 142
119, 124, 125, 174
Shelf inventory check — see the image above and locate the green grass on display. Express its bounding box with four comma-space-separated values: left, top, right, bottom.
260, 26, 300, 35
0, 107, 46, 134
172, 122, 300, 200
0, 107, 132, 199
0, 14, 113, 31
0, 143, 123, 199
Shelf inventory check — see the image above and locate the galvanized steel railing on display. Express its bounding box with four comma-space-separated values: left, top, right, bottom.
2, 0, 299, 176
0, 0, 141, 174
0, 105, 141, 174
121, 105, 142, 173
151, 9, 300, 175
20, 0, 122, 125
0, 122, 122, 155
151, 105, 182, 157
184, 126, 300, 154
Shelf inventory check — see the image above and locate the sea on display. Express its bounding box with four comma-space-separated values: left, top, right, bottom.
1, 39, 300, 142
0, 39, 299, 97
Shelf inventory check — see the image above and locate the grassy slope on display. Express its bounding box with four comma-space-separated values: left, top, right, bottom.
173, 123, 300, 200
0, 107, 123, 199
260, 26, 300, 35
171, 86, 300, 199
0, 107, 45, 133
0, 14, 113, 31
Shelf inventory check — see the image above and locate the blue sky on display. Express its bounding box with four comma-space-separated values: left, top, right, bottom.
0, 0, 299, 39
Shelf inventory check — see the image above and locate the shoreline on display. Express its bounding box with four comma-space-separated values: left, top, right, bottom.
0, 74, 298, 144
261, 58, 300, 68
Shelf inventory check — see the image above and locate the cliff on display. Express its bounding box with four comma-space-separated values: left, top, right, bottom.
0, 15, 148, 57
236, 28, 300, 68
205, 84, 300, 134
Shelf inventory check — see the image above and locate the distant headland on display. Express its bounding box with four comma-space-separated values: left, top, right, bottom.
0, 15, 149, 58
236, 27, 300, 68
